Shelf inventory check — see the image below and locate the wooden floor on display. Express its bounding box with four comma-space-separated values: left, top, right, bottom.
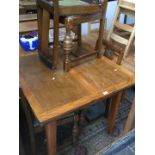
19, 31, 135, 73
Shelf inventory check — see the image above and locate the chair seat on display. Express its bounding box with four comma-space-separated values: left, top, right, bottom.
45, 0, 102, 16
59, 0, 89, 7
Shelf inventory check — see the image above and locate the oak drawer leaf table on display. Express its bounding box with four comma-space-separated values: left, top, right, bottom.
19, 54, 134, 155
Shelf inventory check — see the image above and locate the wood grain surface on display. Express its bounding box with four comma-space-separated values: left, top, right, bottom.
20, 54, 134, 124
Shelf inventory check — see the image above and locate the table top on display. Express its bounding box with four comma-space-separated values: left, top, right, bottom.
20, 54, 134, 124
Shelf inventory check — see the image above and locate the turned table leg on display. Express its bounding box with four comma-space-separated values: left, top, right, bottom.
108, 91, 123, 134
45, 121, 57, 155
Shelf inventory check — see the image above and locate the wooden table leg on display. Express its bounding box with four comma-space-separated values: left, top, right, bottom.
107, 91, 123, 134
124, 100, 135, 133
20, 131, 26, 155
45, 121, 57, 155
20, 89, 36, 155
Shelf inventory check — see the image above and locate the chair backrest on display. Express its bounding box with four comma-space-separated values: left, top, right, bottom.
107, 0, 135, 57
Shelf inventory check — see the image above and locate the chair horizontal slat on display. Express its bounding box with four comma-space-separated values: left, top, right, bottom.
120, 7, 135, 16
115, 21, 133, 33
119, 4, 135, 11
19, 14, 37, 22
19, 1, 36, 6
111, 33, 128, 45
19, 20, 64, 34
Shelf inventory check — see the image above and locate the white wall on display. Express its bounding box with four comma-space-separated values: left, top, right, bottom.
82, 23, 89, 35
106, 1, 117, 31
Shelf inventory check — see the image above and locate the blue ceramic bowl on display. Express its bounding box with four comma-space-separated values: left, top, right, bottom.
19, 35, 38, 52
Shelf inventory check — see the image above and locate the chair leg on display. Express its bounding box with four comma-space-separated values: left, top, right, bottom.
53, 9, 59, 69
96, 18, 105, 58
72, 113, 80, 146
77, 24, 82, 47
104, 98, 111, 118
116, 50, 124, 65
120, 90, 126, 103
95, 39, 99, 51
79, 110, 85, 129
103, 46, 113, 60
37, 4, 43, 51
63, 28, 72, 72
41, 9, 50, 55
96, 17, 107, 51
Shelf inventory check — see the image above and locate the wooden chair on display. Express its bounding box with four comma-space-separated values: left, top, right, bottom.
103, 0, 135, 117
37, 0, 108, 71
103, 0, 135, 64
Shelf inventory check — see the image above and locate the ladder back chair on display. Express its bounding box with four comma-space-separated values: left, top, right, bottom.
103, 0, 135, 64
